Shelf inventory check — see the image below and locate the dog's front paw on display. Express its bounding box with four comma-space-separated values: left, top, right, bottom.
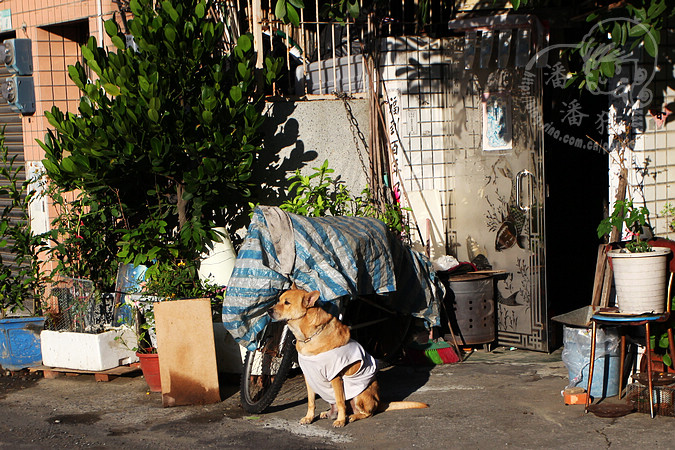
300, 416, 314, 425
332, 419, 346, 428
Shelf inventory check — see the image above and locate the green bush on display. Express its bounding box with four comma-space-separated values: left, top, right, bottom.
38, 0, 281, 284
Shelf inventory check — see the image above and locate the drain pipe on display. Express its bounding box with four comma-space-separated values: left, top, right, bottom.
97, 0, 104, 46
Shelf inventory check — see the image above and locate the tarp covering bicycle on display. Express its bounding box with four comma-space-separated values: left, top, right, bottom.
222, 205, 444, 351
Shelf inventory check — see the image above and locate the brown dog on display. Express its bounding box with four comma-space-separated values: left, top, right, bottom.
269, 284, 428, 427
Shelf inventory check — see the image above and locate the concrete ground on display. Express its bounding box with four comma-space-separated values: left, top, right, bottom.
0, 347, 673, 449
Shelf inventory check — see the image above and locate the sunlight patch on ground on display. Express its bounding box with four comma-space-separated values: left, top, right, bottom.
416, 385, 486, 392
262, 417, 354, 444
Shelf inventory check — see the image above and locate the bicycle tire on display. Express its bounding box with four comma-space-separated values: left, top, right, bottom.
239, 323, 296, 413
344, 296, 412, 363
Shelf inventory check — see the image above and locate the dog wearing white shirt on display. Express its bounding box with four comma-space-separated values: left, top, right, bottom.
269, 284, 428, 428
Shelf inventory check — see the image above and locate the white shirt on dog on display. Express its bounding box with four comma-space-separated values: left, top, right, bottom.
297, 339, 378, 404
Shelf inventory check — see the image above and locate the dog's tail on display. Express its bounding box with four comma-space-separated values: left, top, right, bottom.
377, 401, 429, 412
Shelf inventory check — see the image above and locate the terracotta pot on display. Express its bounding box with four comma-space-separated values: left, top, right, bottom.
640, 350, 675, 374
136, 351, 161, 392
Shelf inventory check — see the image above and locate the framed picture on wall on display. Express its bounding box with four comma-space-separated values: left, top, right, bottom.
482, 92, 513, 151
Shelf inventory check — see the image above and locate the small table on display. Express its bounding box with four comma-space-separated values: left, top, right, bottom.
584, 309, 674, 418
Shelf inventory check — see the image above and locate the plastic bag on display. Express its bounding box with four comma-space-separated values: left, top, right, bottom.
561, 325, 620, 393
433, 255, 459, 272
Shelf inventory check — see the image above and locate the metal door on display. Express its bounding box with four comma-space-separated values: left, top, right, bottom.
380, 30, 549, 351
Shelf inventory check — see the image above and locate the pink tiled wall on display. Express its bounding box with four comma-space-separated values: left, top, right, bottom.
1, 0, 122, 274
2, 0, 119, 161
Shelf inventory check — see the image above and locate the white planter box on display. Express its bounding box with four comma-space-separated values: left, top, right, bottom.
40, 327, 139, 371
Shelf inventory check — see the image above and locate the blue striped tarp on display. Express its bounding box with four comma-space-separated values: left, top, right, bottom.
222, 206, 444, 350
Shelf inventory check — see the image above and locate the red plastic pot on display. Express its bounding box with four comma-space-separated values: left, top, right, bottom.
136, 351, 161, 392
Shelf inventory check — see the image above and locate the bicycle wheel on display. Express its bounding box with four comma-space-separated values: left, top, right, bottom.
240, 322, 296, 413
343, 295, 412, 363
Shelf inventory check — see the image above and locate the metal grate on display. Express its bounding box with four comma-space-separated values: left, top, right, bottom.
626, 382, 675, 417
44, 277, 113, 333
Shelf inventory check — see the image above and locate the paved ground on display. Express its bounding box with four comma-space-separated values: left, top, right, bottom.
1, 347, 673, 449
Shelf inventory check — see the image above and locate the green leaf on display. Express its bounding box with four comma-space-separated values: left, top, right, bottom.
237, 34, 251, 52
629, 23, 648, 37
103, 83, 121, 96
287, 5, 300, 27
510, 0, 521, 9
644, 28, 658, 57
148, 109, 160, 122
164, 24, 177, 43
81, 45, 95, 64
138, 76, 150, 94
129, 0, 143, 15
348, 0, 359, 19
648, 0, 667, 19
586, 12, 599, 22
611, 21, 621, 44
195, 1, 206, 18
61, 157, 76, 173
275, 0, 287, 19
104, 19, 119, 38
658, 333, 670, 348
237, 62, 249, 80
68, 65, 82, 86
111, 35, 126, 50
600, 61, 615, 78
230, 85, 242, 103
202, 110, 213, 123
162, 0, 180, 22
287, 0, 304, 8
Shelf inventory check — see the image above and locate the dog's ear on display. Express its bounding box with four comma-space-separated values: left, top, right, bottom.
303, 290, 321, 308
291, 281, 298, 290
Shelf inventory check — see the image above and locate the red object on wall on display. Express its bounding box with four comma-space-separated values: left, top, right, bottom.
649, 238, 675, 273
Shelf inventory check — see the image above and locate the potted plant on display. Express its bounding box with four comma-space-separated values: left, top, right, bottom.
35, 172, 139, 372
34, 0, 277, 385
39, 277, 140, 372
0, 134, 47, 371
597, 199, 671, 314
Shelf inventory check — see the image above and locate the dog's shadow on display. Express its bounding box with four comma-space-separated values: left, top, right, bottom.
375, 364, 432, 403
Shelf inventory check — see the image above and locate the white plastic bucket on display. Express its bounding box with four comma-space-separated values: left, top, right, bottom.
609, 247, 671, 314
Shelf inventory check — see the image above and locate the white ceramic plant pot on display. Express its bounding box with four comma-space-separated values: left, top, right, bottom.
608, 247, 671, 314
198, 227, 236, 286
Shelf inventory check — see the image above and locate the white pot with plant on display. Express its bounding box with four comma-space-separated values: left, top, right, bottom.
598, 199, 671, 314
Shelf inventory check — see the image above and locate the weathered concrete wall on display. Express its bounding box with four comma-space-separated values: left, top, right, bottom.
261, 98, 371, 200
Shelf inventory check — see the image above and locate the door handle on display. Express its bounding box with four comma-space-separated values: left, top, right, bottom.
516, 169, 535, 212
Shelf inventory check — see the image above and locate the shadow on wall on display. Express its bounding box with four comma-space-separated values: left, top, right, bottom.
227, 101, 318, 243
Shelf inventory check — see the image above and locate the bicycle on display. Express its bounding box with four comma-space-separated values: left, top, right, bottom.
239, 294, 413, 414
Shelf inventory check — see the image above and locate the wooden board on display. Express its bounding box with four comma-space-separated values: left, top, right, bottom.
32, 364, 140, 382
407, 189, 445, 260
154, 298, 221, 407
